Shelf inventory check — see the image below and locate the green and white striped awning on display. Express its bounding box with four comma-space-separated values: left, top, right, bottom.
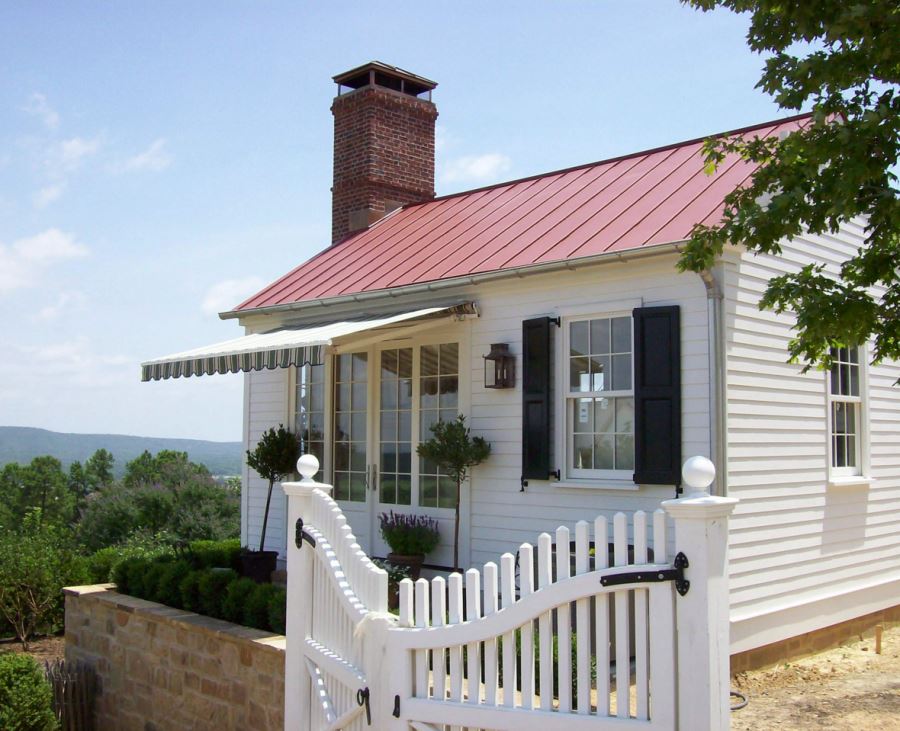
141, 305, 469, 382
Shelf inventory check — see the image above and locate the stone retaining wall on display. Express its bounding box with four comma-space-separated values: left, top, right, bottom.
64, 585, 285, 730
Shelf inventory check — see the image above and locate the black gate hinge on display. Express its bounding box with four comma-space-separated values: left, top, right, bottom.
356, 687, 371, 725
599, 552, 690, 596
294, 518, 316, 549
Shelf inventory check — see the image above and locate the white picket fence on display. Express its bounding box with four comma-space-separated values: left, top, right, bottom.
283, 456, 738, 731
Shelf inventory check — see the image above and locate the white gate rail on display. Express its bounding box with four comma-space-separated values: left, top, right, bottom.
284, 456, 737, 731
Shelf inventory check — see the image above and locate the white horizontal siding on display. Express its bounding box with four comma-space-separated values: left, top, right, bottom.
465, 253, 709, 566
242, 367, 290, 558
724, 219, 900, 652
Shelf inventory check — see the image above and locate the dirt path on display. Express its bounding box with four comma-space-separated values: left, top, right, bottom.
1, 635, 66, 663
732, 625, 900, 730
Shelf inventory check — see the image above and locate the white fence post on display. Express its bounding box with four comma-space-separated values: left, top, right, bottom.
663, 457, 738, 731
282, 454, 332, 731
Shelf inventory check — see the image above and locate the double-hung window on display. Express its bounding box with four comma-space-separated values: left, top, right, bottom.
828, 346, 865, 477
565, 314, 634, 480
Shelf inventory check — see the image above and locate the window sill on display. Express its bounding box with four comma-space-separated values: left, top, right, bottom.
827, 475, 874, 489
553, 479, 640, 491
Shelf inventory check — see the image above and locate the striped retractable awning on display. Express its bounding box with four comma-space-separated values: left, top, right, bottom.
141, 305, 470, 382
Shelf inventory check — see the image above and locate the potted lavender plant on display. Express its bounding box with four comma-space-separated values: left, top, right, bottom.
378, 511, 440, 580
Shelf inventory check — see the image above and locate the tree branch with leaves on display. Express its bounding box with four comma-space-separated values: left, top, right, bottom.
679, 0, 899, 369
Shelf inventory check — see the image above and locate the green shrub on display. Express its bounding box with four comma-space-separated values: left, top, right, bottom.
0, 652, 58, 731
143, 556, 175, 604
178, 571, 204, 613
0, 513, 89, 648
114, 558, 152, 598
244, 584, 280, 630
198, 569, 237, 619
267, 587, 287, 634
154, 561, 192, 608
111, 557, 139, 595
86, 533, 174, 583
189, 539, 241, 570
221, 578, 257, 624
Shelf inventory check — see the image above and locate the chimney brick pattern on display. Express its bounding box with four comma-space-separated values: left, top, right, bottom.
331, 86, 437, 244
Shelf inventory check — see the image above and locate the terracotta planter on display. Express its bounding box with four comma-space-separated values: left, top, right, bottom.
387, 552, 425, 581
239, 550, 278, 583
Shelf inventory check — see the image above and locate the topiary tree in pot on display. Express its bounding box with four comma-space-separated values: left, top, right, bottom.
244, 425, 300, 582
416, 414, 490, 572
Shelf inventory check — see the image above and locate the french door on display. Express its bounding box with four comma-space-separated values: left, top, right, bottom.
328, 338, 464, 567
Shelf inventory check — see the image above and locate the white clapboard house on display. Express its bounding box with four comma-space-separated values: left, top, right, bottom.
143, 62, 899, 656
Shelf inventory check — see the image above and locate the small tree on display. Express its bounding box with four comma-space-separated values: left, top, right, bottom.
245, 425, 300, 553
0, 510, 88, 649
416, 415, 490, 571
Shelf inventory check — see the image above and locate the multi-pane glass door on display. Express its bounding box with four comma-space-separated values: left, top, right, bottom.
326, 341, 463, 562
330, 351, 373, 550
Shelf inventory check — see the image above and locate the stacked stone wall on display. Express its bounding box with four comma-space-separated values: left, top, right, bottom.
64, 585, 285, 731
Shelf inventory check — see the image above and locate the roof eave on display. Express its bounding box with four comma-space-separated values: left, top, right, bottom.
219, 241, 686, 321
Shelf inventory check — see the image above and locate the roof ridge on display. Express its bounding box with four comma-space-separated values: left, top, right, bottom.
423, 111, 813, 205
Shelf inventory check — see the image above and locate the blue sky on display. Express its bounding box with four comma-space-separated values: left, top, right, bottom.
0, 2, 782, 442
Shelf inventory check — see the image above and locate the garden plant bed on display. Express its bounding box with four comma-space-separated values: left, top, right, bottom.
731, 624, 900, 730
1, 635, 66, 663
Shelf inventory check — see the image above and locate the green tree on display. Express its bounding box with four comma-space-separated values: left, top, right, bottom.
0, 458, 74, 529
679, 1, 899, 369
245, 426, 300, 553
0, 511, 87, 649
123, 449, 208, 489
67, 461, 90, 504
416, 415, 490, 571
84, 448, 115, 489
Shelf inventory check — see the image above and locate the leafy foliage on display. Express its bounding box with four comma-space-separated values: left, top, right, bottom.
85, 532, 174, 584
110, 541, 286, 633
0, 512, 88, 648
0, 458, 75, 531
77, 453, 239, 552
416, 414, 490, 570
679, 0, 900, 369
245, 425, 300, 552
378, 512, 441, 556
0, 652, 58, 731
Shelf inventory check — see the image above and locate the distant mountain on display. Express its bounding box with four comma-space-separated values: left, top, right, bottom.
0, 426, 243, 477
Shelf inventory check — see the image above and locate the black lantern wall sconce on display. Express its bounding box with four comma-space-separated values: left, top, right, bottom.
484, 343, 515, 389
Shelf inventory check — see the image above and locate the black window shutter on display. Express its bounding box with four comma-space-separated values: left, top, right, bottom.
632, 306, 681, 486
522, 317, 553, 480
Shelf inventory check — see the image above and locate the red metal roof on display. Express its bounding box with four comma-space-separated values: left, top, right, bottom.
235, 115, 809, 313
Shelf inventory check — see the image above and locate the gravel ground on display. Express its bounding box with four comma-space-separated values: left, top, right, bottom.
732, 624, 900, 730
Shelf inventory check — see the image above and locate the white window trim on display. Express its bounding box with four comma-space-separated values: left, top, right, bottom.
826, 344, 871, 487
555, 309, 637, 490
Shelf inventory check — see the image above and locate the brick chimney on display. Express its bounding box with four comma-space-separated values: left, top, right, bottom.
331, 61, 438, 244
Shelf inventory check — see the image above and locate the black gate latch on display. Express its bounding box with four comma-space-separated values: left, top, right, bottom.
294, 519, 316, 549
356, 687, 371, 725
599, 552, 690, 596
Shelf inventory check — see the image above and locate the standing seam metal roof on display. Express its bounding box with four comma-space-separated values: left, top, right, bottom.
235, 114, 810, 313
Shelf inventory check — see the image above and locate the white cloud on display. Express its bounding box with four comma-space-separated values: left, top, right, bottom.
202, 276, 265, 315
440, 152, 512, 184
118, 138, 173, 173
55, 136, 102, 173
0, 229, 89, 294
23, 93, 60, 130
34, 290, 87, 321
1, 338, 132, 391
33, 183, 66, 209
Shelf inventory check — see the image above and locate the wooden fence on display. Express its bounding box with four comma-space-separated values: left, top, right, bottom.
283, 455, 737, 731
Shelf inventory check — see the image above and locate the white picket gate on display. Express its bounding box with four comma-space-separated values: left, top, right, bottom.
283, 456, 738, 731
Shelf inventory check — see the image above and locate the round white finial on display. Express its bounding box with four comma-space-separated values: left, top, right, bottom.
682, 455, 716, 492
297, 454, 320, 481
